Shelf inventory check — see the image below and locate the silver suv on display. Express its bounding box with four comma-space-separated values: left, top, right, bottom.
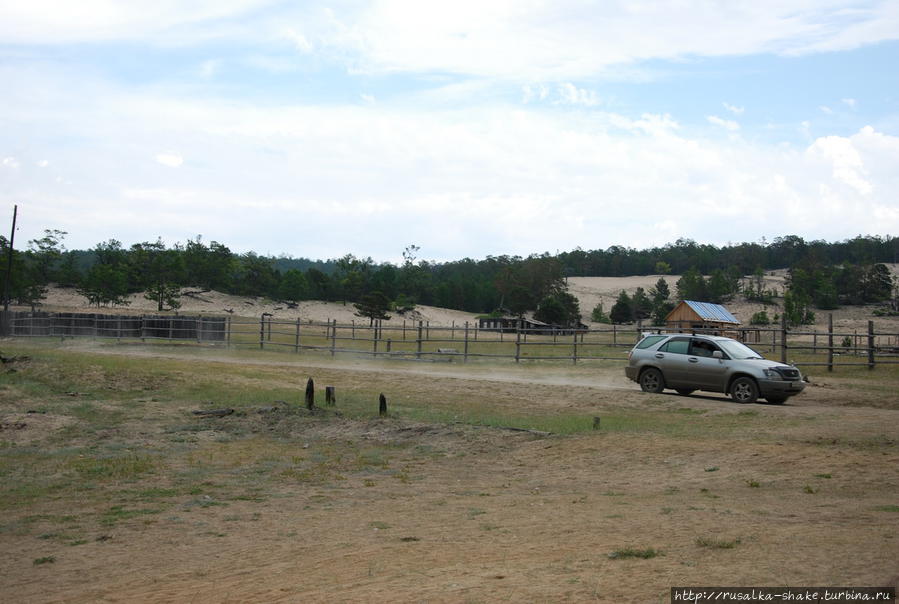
624, 333, 806, 404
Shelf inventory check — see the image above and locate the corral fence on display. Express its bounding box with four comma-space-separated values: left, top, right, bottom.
2, 311, 898, 372
0, 311, 227, 342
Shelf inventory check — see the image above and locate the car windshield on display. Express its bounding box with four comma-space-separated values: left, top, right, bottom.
717, 340, 763, 360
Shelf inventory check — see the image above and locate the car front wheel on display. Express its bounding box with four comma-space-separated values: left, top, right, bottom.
730, 377, 759, 404
639, 368, 665, 393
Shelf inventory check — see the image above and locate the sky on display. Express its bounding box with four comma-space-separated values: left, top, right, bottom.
1, 1, 898, 263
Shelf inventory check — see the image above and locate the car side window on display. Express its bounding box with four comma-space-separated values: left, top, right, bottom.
690, 339, 720, 358
659, 338, 689, 354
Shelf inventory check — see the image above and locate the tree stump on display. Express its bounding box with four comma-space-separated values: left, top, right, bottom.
325, 386, 335, 406
305, 378, 315, 410
379, 393, 387, 417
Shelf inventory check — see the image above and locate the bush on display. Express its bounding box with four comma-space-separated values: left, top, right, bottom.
749, 310, 770, 325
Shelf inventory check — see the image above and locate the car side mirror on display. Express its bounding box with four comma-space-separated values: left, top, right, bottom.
712, 351, 723, 359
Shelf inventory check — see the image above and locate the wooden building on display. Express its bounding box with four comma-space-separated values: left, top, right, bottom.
665, 300, 740, 331
478, 316, 586, 335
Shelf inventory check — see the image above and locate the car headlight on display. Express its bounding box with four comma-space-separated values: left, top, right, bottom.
763, 369, 782, 379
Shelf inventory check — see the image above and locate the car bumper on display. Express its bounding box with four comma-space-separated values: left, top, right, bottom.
625, 366, 639, 382
758, 378, 806, 397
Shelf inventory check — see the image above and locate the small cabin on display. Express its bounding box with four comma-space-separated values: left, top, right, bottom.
665, 300, 740, 331
478, 316, 586, 335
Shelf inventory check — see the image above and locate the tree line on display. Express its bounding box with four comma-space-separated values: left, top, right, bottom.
1, 232, 896, 327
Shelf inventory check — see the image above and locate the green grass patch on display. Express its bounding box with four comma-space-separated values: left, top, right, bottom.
100, 505, 163, 526
874, 505, 899, 512
695, 536, 741, 549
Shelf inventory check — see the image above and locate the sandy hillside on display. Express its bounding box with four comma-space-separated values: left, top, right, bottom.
25, 263, 899, 334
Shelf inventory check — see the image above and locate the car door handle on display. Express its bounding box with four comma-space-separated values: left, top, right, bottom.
688, 357, 699, 363
655, 353, 664, 358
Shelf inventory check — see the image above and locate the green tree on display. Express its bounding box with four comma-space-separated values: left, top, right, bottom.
610, 290, 634, 324
749, 310, 771, 325
783, 290, 814, 326
534, 291, 581, 327
676, 267, 708, 301
353, 290, 392, 326
648, 277, 674, 326
77, 264, 130, 307
631, 287, 653, 320
130, 240, 186, 311
591, 302, 611, 324
183, 236, 234, 290
278, 269, 309, 302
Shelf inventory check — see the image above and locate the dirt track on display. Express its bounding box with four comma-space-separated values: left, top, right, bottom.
2, 343, 898, 603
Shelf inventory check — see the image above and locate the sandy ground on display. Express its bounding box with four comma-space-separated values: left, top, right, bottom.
26, 264, 899, 337
1, 342, 898, 603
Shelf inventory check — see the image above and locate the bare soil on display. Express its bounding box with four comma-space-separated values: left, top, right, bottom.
1, 340, 898, 603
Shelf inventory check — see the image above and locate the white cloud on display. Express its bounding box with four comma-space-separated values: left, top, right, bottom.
3, 2, 898, 81
2, 61, 898, 258
283, 27, 313, 53
308, 1, 899, 80
556, 83, 600, 106
0, 1, 271, 44
2, 156, 20, 169
723, 103, 744, 115
360, 93, 375, 104
199, 59, 221, 79
819, 105, 834, 114
154, 152, 183, 167
707, 115, 740, 131
36, 159, 49, 168
842, 97, 857, 108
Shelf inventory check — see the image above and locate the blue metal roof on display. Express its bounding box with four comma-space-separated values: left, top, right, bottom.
683, 300, 740, 324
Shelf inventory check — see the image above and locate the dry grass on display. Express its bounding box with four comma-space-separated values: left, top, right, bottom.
1, 338, 898, 602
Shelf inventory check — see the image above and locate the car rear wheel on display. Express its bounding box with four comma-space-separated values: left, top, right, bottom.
639, 368, 665, 393
675, 389, 695, 396
730, 377, 758, 404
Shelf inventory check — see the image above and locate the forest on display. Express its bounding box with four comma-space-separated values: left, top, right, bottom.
1, 232, 897, 327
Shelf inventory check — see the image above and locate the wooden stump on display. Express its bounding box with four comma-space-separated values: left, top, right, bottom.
325, 386, 335, 406
379, 393, 387, 417
305, 378, 315, 410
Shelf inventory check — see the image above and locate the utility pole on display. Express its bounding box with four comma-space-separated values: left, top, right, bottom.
3, 205, 17, 311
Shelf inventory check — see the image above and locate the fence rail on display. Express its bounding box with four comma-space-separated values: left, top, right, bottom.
3, 311, 898, 371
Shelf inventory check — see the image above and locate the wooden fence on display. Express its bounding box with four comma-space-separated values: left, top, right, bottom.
3, 311, 898, 371
0, 311, 227, 342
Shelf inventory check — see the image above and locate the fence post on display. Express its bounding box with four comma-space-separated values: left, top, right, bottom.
352, 320, 355, 340
451, 320, 455, 341
464, 321, 469, 363
259, 314, 265, 350
226, 316, 231, 348
141, 315, 146, 342
572, 329, 578, 365
827, 314, 834, 373
515, 325, 521, 363
612, 324, 617, 347
868, 320, 875, 370
416, 321, 423, 359
780, 314, 787, 363
330, 319, 336, 357
403, 319, 406, 341
295, 318, 301, 353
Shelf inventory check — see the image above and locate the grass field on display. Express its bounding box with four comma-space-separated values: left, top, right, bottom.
1, 338, 897, 602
